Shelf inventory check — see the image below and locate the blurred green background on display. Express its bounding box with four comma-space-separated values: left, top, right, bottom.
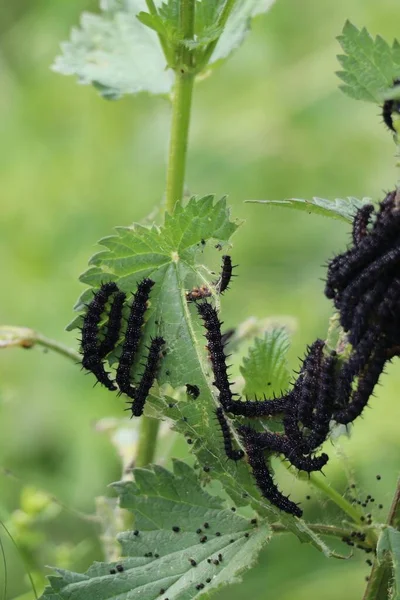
1, 0, 400, 598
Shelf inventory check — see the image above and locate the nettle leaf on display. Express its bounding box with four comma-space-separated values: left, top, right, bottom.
40, 461, 272, 600
377, 526, 400, 598
240, 328, 291, 398
52, 0, 174, 99
245, 196, 372, 223
68, 195, 240, 389
336, 21, 400, 103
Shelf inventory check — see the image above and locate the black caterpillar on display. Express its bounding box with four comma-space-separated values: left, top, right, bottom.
196, 301, 236, 411
127, 337, 165, 417
98, 290, 126, 359
80, 282, 118, 390
116, 278, 155, 398
216, 255, 235, 294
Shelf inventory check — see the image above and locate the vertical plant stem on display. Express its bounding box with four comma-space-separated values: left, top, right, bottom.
136, 417, 160, 468
362, 477, 400, 600
165, 0, 196, 213
165, 72, 194, 213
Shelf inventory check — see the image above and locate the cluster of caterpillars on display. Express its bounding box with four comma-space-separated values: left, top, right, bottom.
196, 192, 400, 517
80, 196, 400, 517
80, 278, 165, 416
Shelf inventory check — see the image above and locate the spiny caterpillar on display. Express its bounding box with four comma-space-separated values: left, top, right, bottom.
116, 278, 155, 398
196, 301, 236, 411
215, 255, 236, 294
126, 336, 165, 417
80, 282, 118, 390
98, 290, 126, 359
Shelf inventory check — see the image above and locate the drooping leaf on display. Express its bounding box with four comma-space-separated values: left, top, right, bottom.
39, 461, 272, 600
336, 21, 400, 103
376, 526, 400, 599
52, 0, 174, 99
240, 328, 291, 398
245, 196, 372, 223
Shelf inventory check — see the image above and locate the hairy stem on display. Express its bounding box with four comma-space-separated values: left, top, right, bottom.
136, 417, 160, 467
165, 0, 195, 213
307, 473, 364, 524
0, 326, 80, 363
362, 477, 400, 600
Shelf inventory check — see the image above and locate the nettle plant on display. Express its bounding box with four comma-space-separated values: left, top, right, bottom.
3, 5, 400, 600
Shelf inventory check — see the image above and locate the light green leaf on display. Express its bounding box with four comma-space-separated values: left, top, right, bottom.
240, 328, 291, 398
52, 0, 174, 99
210, 0, 275, 64
245, 196, 372, 223
68, 195, 241, 388
40, 461, 272, 600
377, 526, 400, 600
336, 21, 400, 103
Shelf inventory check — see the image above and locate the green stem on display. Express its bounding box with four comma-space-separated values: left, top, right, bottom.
198, 0, 237, 69
307, 473, 363, 524
0, 325, 80, 363
362, 477, 400, 600
290, 467, 364, 525
165, 1, 195, 213
135, 417, 160, 467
